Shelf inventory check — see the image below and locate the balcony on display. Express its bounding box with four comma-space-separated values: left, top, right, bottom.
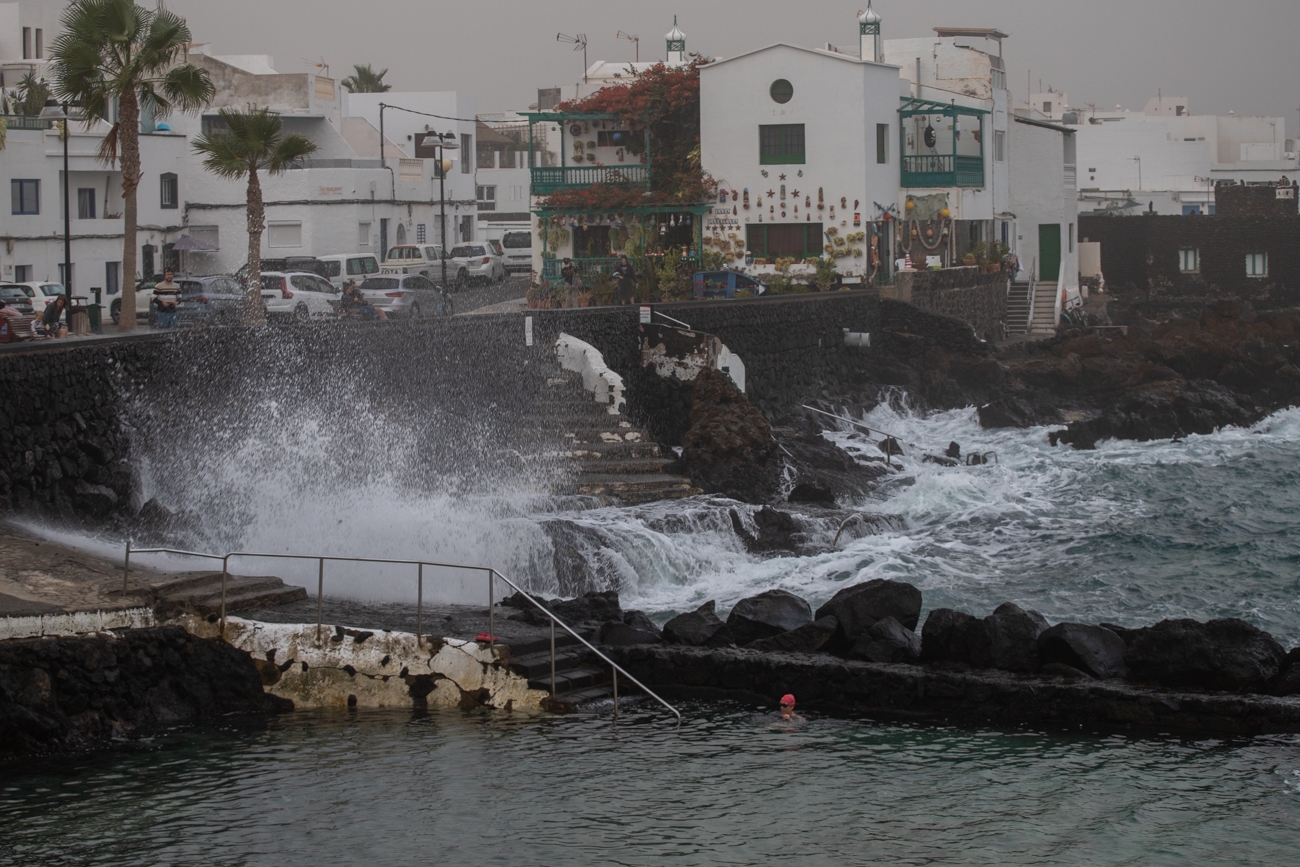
901, 154, 985, 188
1, 114, 53, 131
530, 164, 650, 194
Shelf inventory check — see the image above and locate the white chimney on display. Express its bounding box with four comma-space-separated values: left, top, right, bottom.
859, 3, 882, 62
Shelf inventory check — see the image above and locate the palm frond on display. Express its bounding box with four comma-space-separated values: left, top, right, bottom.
266, 133, 319, 174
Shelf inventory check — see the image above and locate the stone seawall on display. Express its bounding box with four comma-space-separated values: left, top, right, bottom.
882, 267, 1008, 342
0, 292, 990, 521
0, 626, 290, 759
605, 644, 1300, 736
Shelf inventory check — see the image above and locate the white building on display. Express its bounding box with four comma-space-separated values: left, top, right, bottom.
1026, 92, 1298, 215
1009, 115, 1080, 324
0, 0, 57, 93
1, 0, 478, 299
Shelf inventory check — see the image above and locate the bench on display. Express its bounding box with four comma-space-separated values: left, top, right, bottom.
0, 315, 38, 343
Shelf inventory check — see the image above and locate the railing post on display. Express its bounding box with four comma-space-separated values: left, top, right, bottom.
612, 668, 618, 721
219, 556, 229, 640
550, 617, 557, 700
488, 569, 495, 648
416, 563, 423, 646
316, 557, 325, 644
122, 539, 131, 595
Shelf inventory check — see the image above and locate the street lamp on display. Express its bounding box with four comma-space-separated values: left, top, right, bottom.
430, 132, 459, 289
40, 99, 83, 310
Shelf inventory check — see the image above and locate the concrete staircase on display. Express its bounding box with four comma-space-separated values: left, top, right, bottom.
150, 572, 307, 617
1029, 280, 1060, 334
507, 631, 618, 708
1005, 281, 1033, 335
513, 370, 700, 505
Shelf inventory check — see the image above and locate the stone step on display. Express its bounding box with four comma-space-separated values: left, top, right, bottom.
504, 629, 590, 658
509, 648, 589, 679
571, 473, 697, 495
559, 685, 617, 705
529, 664, 609, 694
615, 485, 702, 505
154, 574, 307, 615
555, 441, 665, 460
575, 456, 678, 475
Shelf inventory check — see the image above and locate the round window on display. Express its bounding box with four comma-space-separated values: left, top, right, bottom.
770, 79, 794, 104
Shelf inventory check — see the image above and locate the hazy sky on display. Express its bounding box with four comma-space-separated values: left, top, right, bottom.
31, 0, 1300, 125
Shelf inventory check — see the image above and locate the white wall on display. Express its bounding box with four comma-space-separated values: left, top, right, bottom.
699, 44, 900, 276
1009, 120, 1079, 306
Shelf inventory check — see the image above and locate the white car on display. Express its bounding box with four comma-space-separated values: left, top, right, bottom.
381, 244, 451, 281
449, 243, 506, 286
260, 271, 341, 322
5, 282, 65, 317
498, 230, 533, 273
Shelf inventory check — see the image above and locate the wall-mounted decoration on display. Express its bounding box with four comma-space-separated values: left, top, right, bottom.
779, 173, 787, 181
818, 188, 825, 210
853, 212, 861, 226
719, 189, 728, 203
797, 169, 803, 177
766, 189, 775, 198
743, 188, 750, 209
840, 197, 847, 208
780, 184, 786, 200
761, 169, 769, 178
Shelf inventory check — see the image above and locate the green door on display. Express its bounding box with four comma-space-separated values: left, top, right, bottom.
1039, 224, 1061, 281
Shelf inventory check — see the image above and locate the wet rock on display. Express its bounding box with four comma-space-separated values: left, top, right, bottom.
778, 421, 889, 502
1273, 648, 1300, 697
919, 608, 981, 665
877, 437, 905, 457
622, 610, 661, 637
978, 396, 1038, 429
1124, 618, 1285, 693
504, 590, 622, 627
73, 481, 118, 517
730, 507, 808, 555
678, 368, 781, 504
850, 616, 921, 663
1037, 623, 1129, 679
663, 601, 734, 648
598, 621, 662, 646
815, 579, 923, 650
726, 589, 813, 646
746, 616, 838, 653
787, 482, 837, 505
946, 441, 962, 459
984, 602, 1050, 673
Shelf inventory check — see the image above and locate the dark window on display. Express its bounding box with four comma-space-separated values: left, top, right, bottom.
105, 262, 121, 295
14, 265, 31, 282
160, 173, 178, 209
406, 276, 434, 290
11, 179, 39, 215
769, 79, 793, 104
501, 231, 531, 249
759, 124, 805, 165
361, 277, 400, 291
35, 28, 42, 58
746, 223, 823, 258
22, 27, 31, 60
876, 123, 889, 164
321, 261, 342, 278
58, 263, 74, 290
461, 134, 472, 173
78, 188, 96, 219
201, 115, 229, 138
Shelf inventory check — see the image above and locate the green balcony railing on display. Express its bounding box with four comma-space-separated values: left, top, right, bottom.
901, 154, 985, 188
1, 114, 54, 131
531, 164, 650, 194
540, 254, 701, 283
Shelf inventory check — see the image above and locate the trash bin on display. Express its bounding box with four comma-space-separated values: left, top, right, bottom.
88, 288, 103, 332
69, 297, 90, 335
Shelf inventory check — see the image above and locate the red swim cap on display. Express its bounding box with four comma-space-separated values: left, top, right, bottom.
780, 694, 796, 707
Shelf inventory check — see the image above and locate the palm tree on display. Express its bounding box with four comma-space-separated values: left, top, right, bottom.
191, 107, 317, 324
49, 0, 214, 332
341, 64, 391, 93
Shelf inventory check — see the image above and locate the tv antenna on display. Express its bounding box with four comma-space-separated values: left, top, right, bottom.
557, 33, 589, 83
301, 56, 329, 77
616, 30, 640, 62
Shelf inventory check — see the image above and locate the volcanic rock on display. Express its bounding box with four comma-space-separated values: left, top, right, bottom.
850, 616, 921, 663
1124, 618, 1285, 693
746, 616, 838, 653
1273, 648, 1300, 697
919, 608, 981, 665
663, 600, 734, 648
730, 507, 807, 555
726, 589, 813, 645
622, 610, 661, 637
678, 368, 781, 503
984, 602, 1050, 673
815, 579, 923, 650
1037, 622, 1129, 679
598, 621, 662, 646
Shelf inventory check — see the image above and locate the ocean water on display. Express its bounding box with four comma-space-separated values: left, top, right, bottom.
3, 705, 1298, 867
50, 400, 1300, 648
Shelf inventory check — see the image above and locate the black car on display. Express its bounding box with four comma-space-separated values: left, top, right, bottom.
0, 286, 36, 316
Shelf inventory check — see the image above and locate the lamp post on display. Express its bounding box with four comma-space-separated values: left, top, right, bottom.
432, 132, 459, 289
40, 99, 83, 309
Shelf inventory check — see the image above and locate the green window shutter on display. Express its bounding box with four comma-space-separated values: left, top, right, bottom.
759, 124, 806, 165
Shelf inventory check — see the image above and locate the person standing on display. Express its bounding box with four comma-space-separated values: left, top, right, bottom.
614, 255, 637, 305
153, 269, 181, 328
560, 257, 577, 287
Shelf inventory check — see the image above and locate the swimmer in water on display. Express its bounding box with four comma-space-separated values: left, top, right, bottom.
779, 694, 804, 722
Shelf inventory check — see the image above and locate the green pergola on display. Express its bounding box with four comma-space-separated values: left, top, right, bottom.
521, 111, 652, 194
532, 202, 715, 281
899, 97, 989, 188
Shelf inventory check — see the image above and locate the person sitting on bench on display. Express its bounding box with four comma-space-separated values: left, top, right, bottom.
339, 281, 386, 320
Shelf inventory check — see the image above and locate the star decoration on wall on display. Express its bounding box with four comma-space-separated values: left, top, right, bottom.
791, 189, 800, 197
767, 190, 775, 197
778, 173, 787, 181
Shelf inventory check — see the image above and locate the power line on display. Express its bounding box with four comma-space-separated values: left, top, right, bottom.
377, 102, 478, 125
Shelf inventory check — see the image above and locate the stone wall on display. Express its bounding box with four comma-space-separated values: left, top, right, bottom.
881, 267, 1009, 342
1081, 183, 1300, 317
0, 291, 990, 520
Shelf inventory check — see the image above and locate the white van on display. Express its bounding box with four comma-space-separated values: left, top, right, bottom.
381, 245, 451, 281
317, 253, 381, 289
482, 222, 532, 274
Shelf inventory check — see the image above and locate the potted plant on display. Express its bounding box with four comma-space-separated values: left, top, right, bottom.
577, 289, 593, 308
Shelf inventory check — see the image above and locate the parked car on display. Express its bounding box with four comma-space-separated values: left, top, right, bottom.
176, 275, 248, 326
449, 243, 506, 286
234, 257, 332, 282
692, 271, 768, 299
260, 271, 341, 322
5, 281, 64, 317
499, 230, 533, 273
380, 245, 451, 281
0, 286, 36, 317
317, 253, 382, 289
357, 274, 453, 318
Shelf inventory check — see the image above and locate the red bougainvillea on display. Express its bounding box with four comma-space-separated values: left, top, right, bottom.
545, 59, 716, 209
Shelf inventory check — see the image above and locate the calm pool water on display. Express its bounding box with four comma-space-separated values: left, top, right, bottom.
3, 703, 1298, 866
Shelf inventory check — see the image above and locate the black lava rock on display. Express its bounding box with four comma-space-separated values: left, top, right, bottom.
1038, 622, 1129, 679
850, 616, 921, 663
746, 616, 838, 653
726, 589, 812, 646
663, 601, 734, 648
1124, 618, 1285, 693
815, 579, 923, 650
983, 602, 1050, 673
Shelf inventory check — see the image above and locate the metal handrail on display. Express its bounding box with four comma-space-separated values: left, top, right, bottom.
1025, 257, 1038, 332
121, 541, 681, 723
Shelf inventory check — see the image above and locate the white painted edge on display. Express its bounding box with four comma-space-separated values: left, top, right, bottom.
0, 607, 156, 641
